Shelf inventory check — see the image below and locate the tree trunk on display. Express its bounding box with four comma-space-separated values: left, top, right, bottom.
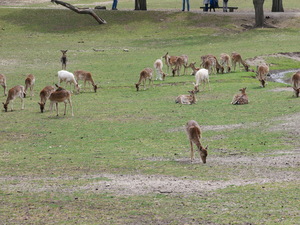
272, 0, 284, 12
135, 0, 147, 10
51, 0, 106, 24
253, 0, 265, 27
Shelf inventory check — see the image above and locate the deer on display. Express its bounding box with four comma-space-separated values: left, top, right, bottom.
61, 50, 68, 70
58, 70, 80, 94
175, 90, 197, 105
184, 62, 200, 76
231, 87, 249, 105
193, 68, 210, 92
24, 74, 35, 97
201, 55, 224, 74
256, 64, 269, 88
0, 74, 7, 96
38, 85, 55, 113
172, 57, 185, 76
185, 120, 208, 163
49, 84, 74, 116
231, 52, 249, 72
153, 59, 167, 81
220, 53, 231, 73
180, 54, 189, 75
291, 71, 300, 97
2, 85, 26, 112
135, 68, 153, 91
73, 70, 98, 92
162, 52, 178, 73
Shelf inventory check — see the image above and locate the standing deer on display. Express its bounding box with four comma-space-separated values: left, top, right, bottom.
162, 52, 178, 73
74, 70, 98, 92
185, 120, 208, 163
184, 62, 200, 76
193, 68, 210, 92
231, 87, 249, 105
220, 53, 231, 73
38, 85, 55, 113
231, 52, 249, 72
153, 59, 167, 81
61, 50, 68, 70
135, 68, 153, 91
291, 71, 300, 97
2, 85, 26, 112
0, 74, 7, 96
49, 84, 74, 116
256, 64, 269, 88
24, 74, 35, 97
172, 57, 185, 76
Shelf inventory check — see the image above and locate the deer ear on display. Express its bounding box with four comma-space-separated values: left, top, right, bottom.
205, 145, 208, 149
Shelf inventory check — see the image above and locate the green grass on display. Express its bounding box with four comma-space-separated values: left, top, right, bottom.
0, 4, 300, 224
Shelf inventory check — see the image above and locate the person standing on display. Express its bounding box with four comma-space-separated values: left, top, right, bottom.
203, 0, 209, 12
182, 0, 190, 11
112, 0, 118, 10
223, 0, 228, 12
209, 0, 215, 12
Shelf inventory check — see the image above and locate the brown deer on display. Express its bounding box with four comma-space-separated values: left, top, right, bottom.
180, 54, 189, 75
3, 85, 26, 112
185, 120, 208, 163
24, 74, 35, 97
175, 90, 197, 105
162, 52, 178, 73
135, 68, 153, 91
291, 71, 300, 97
231, 52, 249, 72
201, 55, 224, 74
172, 57, 185, 76
0, 74, 7, 96
61, 50, 68, 70
74, 70, 98, 92
256, 64, 269, 88
184, 62, 200, 75
49, 84, 74, 116
220, 53, 231, 73
38, 85, 56, 113
231, 87, 249, 105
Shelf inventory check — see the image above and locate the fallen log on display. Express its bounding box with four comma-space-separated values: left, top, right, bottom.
51, 0, 107, 24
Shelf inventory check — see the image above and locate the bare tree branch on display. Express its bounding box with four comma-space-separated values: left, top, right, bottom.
51, 0, 107, 25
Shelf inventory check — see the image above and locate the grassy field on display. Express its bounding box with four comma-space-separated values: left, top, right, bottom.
0, 2, 300, 224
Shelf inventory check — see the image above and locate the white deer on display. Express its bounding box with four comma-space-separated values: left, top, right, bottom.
153, 59, 167, 81
58, 70, 80, 94
193, 68, 210, 92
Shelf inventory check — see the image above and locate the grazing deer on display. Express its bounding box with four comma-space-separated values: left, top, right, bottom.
0, 74, 7, 96
193, 68, 210, 92
153, 59, 167, 81
291, 71, 300, 97
256, 64, 269, 88
58, 70, 80, 94
162, 52, 178, 73
184, 62, 200, 75
38, 85, 55, 113
185, 120, 208, 163
231, 87, 249, 105
172, 57, 185, 76
201, 55, 224, 74
61, 50, 68, 70
24, 74, 35, 97
135, 68, 153, 91
220, 53, 231, 73
49, 84, 74, 116
2, 85, 26, 112
175, 90, 197, 105
74, 70, 98, 92
231, 52, 249, 72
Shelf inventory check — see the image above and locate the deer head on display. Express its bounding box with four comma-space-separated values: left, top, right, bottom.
199, 145, 208, 163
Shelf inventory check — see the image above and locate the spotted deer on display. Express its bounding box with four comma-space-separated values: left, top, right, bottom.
2, 85, 26, 112
38, 85, 56, 113
185, 120, 208, 163
220, 53, 231, 73
73, 70, 98, 92
162, 52, 178, 73
184, 62, 200, 75
231, 52, 249, 72
49, 84, 74, 116
231, 87, 249, 105
175, 90, 197, 105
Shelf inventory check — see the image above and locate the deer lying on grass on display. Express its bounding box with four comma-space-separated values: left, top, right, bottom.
162, 52, 178, 73
0, 74, 7, 96
194, 68, 210, 92
58, 70, 80, 94
175, 90, 197, 105
184, 62, 200, 75
38, 85, 55, 113
74, 70, 98, 92
231, 52, 249, 72
49, 84, 74, 116
135, 68, 153, 91
185, 120, 208, 163
61, 50, 68, 70
291, 71, 300, 97
256, 64, 269, 88
2, 85, 26, 112
153, 59, 167, 81
231, 87, 249, 105
220, 53, 231, 73
24, 74, 35, 97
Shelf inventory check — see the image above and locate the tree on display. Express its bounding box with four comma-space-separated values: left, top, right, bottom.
272, 0, 284, 12
135, 0, 147, 10
253, 0, 265, 27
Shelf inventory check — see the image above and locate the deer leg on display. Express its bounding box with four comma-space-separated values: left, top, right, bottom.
56, 102, 59, 116
68, 99, 74, 116
190, 141, 194, 162
20, 97, 24, 110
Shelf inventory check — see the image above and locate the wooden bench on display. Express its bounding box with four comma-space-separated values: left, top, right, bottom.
200, 6, 238, 12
